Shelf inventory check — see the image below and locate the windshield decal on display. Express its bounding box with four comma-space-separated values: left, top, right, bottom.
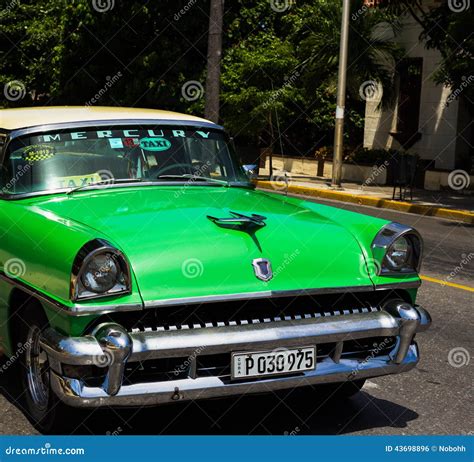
108, 138, 124, 149
124, 137, 140, 148
32, 129, 217, 144
54, 173, 102, 189
22, 144, 56, 163
139, 137, 172, 151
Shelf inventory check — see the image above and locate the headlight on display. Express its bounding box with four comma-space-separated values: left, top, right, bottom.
385, 236, 411, 270
71, 239, 131, 301
81, 253, 120, 293
371, 223, 422, 275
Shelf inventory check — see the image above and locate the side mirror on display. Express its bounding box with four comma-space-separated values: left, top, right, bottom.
243, 164, 258, 179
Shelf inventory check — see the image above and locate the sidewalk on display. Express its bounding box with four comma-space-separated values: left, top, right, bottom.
255, 176, 474, 224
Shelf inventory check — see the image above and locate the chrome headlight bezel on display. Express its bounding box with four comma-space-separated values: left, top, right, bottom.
71, 239, 131, 301
371, 223, 423, 276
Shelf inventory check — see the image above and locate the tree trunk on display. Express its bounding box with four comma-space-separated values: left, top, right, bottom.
205, 0, 224, 123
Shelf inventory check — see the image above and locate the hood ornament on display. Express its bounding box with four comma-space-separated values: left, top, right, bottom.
252, 258, 273, 282
207, 211, 267, 230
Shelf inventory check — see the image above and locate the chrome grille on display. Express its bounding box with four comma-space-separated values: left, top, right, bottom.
129, 305, 381, 333
88, 290, 403, 338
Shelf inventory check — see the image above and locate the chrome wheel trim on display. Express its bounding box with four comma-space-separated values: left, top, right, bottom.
25, 325, 50, 410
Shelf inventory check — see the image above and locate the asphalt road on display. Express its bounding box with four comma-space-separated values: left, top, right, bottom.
0, 197, 472, 435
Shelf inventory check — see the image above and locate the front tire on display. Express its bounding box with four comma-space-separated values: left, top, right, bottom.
13, 301, 73, 433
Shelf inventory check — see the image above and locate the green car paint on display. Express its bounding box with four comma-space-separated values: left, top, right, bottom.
0, 184, 420, 356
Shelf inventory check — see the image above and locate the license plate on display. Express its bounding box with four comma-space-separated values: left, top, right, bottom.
231, 346, 316, 380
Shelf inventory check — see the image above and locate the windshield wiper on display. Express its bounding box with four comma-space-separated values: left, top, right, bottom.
66, 178, 145, 195
156, 174, 229, 186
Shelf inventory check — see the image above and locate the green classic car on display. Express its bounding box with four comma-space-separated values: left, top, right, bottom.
0, 107, 431, 432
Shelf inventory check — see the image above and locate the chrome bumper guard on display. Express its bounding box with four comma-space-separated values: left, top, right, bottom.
40, 302, 431, 407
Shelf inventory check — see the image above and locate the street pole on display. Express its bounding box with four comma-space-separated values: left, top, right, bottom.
205, 0, 224, 123
332, 0, 351, 188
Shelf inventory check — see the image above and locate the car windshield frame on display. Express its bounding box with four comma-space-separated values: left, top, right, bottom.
0, 120, 253, 199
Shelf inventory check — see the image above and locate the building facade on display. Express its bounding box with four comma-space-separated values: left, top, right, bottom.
363, 1, 472, 182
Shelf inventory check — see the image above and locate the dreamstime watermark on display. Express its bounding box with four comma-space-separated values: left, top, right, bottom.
360, 257, 381, 278
1, 164, 31, 194
446, 75, 474, 106
272, 249, 301, 279
284, 426, 301, 436
85, 71, 122, 106
0, 341, 32, 374
106, 426, 123, 436
181, 80, 204, 102
174, 0, 198, 21
448, 0, 470, 13
0, 0, 19, 18
448, 169, 471, 191
5, 443, 85, 456
270, 171, 291, 191
96, 169, 115, 184
4, 258, 26, 278
359, 80, 383, 102
270, 0, 294, 13
92, 350, 114, 367
350, 338, 392, 377
3, 80, 26, 102
447, 347, 470, 368
92, 0, 115, 13
352, 3, 368, 21
263, 70, 300, 110
362, 161, 389, 187
446, 253, 474, 282
172, 345, 206, 376
182, 258, 204, 279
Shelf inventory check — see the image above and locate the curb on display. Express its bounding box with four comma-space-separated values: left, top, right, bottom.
256, 181, 474, 225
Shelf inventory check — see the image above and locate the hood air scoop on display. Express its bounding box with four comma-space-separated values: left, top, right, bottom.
207, 211, 267, 230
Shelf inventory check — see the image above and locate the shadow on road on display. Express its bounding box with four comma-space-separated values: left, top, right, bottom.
0, 366, 418, 435
440, 221, 474, 229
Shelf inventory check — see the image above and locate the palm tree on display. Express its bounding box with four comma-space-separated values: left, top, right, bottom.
295, 0, 404, 109
205, 0, 224, 123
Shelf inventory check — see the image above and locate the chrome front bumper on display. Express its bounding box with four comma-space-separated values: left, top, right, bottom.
40, 302, 431, 408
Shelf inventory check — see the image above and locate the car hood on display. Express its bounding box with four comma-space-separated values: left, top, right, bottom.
33, 186, 375, 303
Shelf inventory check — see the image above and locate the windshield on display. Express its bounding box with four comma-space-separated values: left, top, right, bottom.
1, 126, 250, 196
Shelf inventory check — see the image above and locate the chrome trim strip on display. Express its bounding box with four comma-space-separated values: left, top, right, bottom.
50, 345, 419, 408
0, 272, 142, 316
8, 119, 223, 140
68, 303, 143, 316
0, 267, 420, 316
374, 280, 421, 290
144, 285, 375, 308
0, 266, 419, 317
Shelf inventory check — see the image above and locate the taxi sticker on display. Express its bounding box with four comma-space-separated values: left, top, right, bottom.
54, 173, 102, 189
22, 144, 56, 163
139, 137, 171, 151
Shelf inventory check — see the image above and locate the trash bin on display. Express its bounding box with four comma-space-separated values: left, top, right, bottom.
389, 153, 418, 201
